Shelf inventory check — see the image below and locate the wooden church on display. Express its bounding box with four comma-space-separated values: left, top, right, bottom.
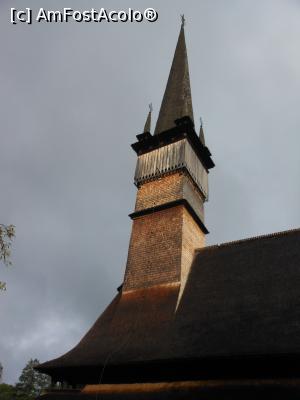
37, 20, 300, 399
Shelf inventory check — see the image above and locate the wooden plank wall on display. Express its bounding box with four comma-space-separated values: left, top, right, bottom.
134, 139, 208, 200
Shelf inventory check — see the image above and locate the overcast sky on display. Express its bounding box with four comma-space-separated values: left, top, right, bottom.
1, 0, 300, 385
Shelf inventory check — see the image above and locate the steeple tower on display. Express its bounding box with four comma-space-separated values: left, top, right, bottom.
154, 17, 193, 135
123, 20, 214, 292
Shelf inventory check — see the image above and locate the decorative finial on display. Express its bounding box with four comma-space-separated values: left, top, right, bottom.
200, 117, 203, 128
181, 14, 185, 27
149, 103, 153, 113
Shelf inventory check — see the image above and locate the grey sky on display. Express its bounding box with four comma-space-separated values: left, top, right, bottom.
0, 0, 299, 384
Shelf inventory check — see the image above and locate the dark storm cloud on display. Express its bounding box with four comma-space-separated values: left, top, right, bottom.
0, 0, 299, 383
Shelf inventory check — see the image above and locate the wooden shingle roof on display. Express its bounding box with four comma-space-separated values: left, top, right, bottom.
37, 228, 300, 383
154, 23, 194, 135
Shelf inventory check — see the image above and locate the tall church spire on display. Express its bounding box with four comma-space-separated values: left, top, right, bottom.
154, 17, 194, 135
125, 19, 214, 292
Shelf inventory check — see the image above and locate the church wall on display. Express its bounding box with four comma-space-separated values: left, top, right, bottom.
134, 172, 183, 211
134, 171, 204, 222
123, 206, 183, 291
180, 207, 206, 299
124, 167, 207, 292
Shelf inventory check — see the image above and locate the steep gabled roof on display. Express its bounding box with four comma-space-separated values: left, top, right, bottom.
37, 228, 300, 382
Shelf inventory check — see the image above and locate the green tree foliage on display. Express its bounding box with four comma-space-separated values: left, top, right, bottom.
0, 383, 17, 400
0, 384, 31, 400
15, 359, 51, 399
0, 224, 15, 291
0, 383, 33, 400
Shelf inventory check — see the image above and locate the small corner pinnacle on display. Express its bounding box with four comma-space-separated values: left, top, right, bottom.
143, 104, 152, 133
199, 117, 205, 145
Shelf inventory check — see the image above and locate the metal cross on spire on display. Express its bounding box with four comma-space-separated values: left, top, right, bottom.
181, 14, 185, 27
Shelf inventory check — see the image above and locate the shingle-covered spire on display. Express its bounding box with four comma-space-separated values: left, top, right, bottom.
143, 104, 152, 133
154, 17, 194, 135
